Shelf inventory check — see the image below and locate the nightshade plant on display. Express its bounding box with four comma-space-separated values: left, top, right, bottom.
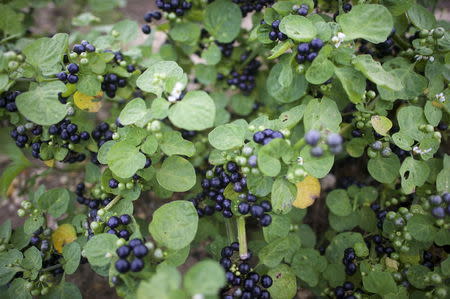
0, 0, 449, 298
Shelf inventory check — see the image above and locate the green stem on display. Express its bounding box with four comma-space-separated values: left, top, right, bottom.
40, 264, 62, 272
293, 138, 306, 151
0, 34, 20, 44
237, 217, 248, 260
393, 34, 410, 51
339, 123, 353, 136
105, 195, 121, 211
338, 0, 343, 15
225, 219, 236, 244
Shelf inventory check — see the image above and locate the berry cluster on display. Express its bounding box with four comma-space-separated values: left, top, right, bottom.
29, 227, 51, 253
216, 41, 235, 58
252, 129, 284, 145
233, 0, 275, 16
334, 281, 358, 299
106, 215, 133, 240
305, 130, 343, 157
0, 91, 20, 112
115, 238, 149, 273
10, 124, 42, 149
156, 0, 192, 16
101, 73, 127, 98
226, 59, 261, 94
72, 41, 96, 55
237, 194, 272, 227
295, 3, 309, 16
91, 122, 114, 147
371, 234, 395, 256
142, 10, 162, 34
191, 164, 246, 218
267, 20, 287, 42
428, 193, 450, 219
57, 62, 80, 84
422, 250, 437, 270
342, 248, 357, 275
220, 243, 272, 298
295, 38, 324, 64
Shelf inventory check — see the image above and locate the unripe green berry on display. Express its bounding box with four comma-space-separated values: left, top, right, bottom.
17, 209, 25, 217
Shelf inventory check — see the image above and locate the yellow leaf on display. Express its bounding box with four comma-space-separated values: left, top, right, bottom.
52, 223, 77, 253
370, 115, 392, 136
293, 175, 320, 209
43, 159, 55, 167
74, 91, 103, 112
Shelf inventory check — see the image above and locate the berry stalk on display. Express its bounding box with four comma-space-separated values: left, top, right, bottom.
225, 218, 236, 244
105, 195, 121, 211
237, 216, 248, 260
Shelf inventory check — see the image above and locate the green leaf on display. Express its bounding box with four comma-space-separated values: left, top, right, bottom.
136, 61, 185, 97
363, 271, 398, 295
184, 260, 225, 295
21, 246, 41, 273
306, 50, 334, 85
263, 215, 290, 243
266, 56, 307, 103
279, 15, 317, 42
16, 81, 67, 126
267, 264, 297, 299
259, 235, 301, 267
168, 91, 216, 131
6, 278, 32, 299
0, 220, 12, 244
208, 123, 246, 150
436, 155, 450, 193
383, 0, 413, 16
169, 22, 201, 44
137, 265, 181, 299
301, 146, 335, 179
291, 248, 327, 287
0, 249, 23, 285
0, 4, 24, 36
337, 4, 393, 43
24, 216, 44, 235
44, 281, 82, 299
304, 97, 341, 133
202, 43, 222, 65
326, 189, 352, 216
37, 188, 70, 218
119, 98, 148, 126
23, 33, 68, 76
406, 214, 437, 242
352, 55, 402, 91
204, 0, 242, 43
399, 157, 430, 194
257, 139, 293, 177
63, 242, 81, 275
323, 263, 345, 287
151, 97, 171, 119
112, 19, 138, 43
149, 201, 198, 250
326, 232, 365, 264
84, 234, 118, 267
407, 4, 436, 30
334, 66, 366, 103
156, 156, 196, 192
230, 94, 254, 116
367, 155, 400, 184
378, 67, 427, 101
160, 131, 195, 157
247, 174, 273, 197
271, 178, 296, 215
107, 141, 146, 179
424, 100, 442, 126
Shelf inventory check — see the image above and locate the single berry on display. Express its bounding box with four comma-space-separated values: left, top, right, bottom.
116, 245, 131, 258
261, 275, 273, 288
142, 24, 151, 34
115, 259, 130, 273
305, 130, 321, 146
107, 216, 120, 228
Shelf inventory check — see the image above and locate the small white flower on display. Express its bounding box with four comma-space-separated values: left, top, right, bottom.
413, 146, 432, 155
436, 92, 446, 103
192, 294, 204, 299
429, 56, 435, 62
331, 32, 346, 48
167, 81, 185, 102
297, 156, 304, 165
